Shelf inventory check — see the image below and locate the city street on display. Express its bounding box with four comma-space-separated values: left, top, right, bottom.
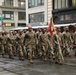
0, 55, 76, 75
0, 0, 76, 75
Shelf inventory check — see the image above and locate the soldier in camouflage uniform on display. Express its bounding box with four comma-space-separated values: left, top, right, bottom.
56, 28, 63, 55
24, 26, 36, 63
73, 26, 76, 56
47, 31, 54, 59
12, 31, 17, 56
7, 32, 14, 59
36, 28, 42, 57
68, 25, 76, 56
38, 29, 50, 61
0, 33, 3, 56
21, 30, 27, 59
0, 32, 7, 57
16, 31, 24, 61
62, 27, 72, 57
53, 28, 64, 64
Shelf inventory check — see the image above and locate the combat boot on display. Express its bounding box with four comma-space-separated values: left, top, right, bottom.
29, 59, 33, 64
57, 59, 63, 65
19, 56, 24, 61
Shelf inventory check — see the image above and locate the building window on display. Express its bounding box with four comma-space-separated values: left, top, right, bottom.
2, 11, 14, 20
2, 0, 13, 6
18, 12, 26, 20
29, 12, 44, 23
35, 0, 38, 6
59, 13, 76, 21
62, 0, 66, 8
72, 0, 76, 6
65, 14, 73, 20
28, 0, 44, 8
18, 0, 25, 8
53, 0, 69, 9
65, 0, 68, 7
73, 14, 76, 20
58, 0, 61, 9
38, 0, 44, 5
60, 15, 65, 21
53, 0, 76, 9
18, 23, 26, 27
54, 0, 58, 9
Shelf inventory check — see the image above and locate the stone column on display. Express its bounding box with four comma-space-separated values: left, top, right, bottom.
26, 0, 29, 24
0, 0, 4, 6
44, 0, 48, 24
47, 0, 52, 23
14, 10, 18, 28
13, 0, 18, 7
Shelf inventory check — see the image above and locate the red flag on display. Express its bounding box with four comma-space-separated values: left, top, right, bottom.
46, 18, 54, 36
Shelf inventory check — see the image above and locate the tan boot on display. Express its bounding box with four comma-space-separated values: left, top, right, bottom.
19, 57, 24, 61
29, 59, 33, 64
58, 59, 63, 65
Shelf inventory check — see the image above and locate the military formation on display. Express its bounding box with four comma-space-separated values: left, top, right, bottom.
0, 25, 76, 64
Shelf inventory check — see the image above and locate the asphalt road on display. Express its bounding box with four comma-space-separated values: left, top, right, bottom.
0, 55, 76, 75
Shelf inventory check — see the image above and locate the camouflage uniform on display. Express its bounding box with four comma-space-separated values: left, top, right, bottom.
1, 33, 7, 57
12, 33, 17, 56
73, 30, 76, 56
57, 29, 63, 55
62, 29, 72, 57
22, 31, 27, 58
16, 32, 24, 61
0, 33, 4, 57
38, 29, 50, 60
47, 32, 54, 59
24, 29, 36, 63
53, 31, 64, 64
7, 33, 14, 58
36, 30, 42, 57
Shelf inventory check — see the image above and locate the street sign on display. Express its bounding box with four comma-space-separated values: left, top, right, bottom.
0, 14, 4, 21
0, 17, 4, 20
0, 13, 4, 31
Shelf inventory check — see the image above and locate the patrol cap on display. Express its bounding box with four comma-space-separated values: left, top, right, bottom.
27, 24, 32, 29
65, 26, 68, 28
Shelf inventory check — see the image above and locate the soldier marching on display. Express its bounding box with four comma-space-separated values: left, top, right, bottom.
0, 25, 76, 64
